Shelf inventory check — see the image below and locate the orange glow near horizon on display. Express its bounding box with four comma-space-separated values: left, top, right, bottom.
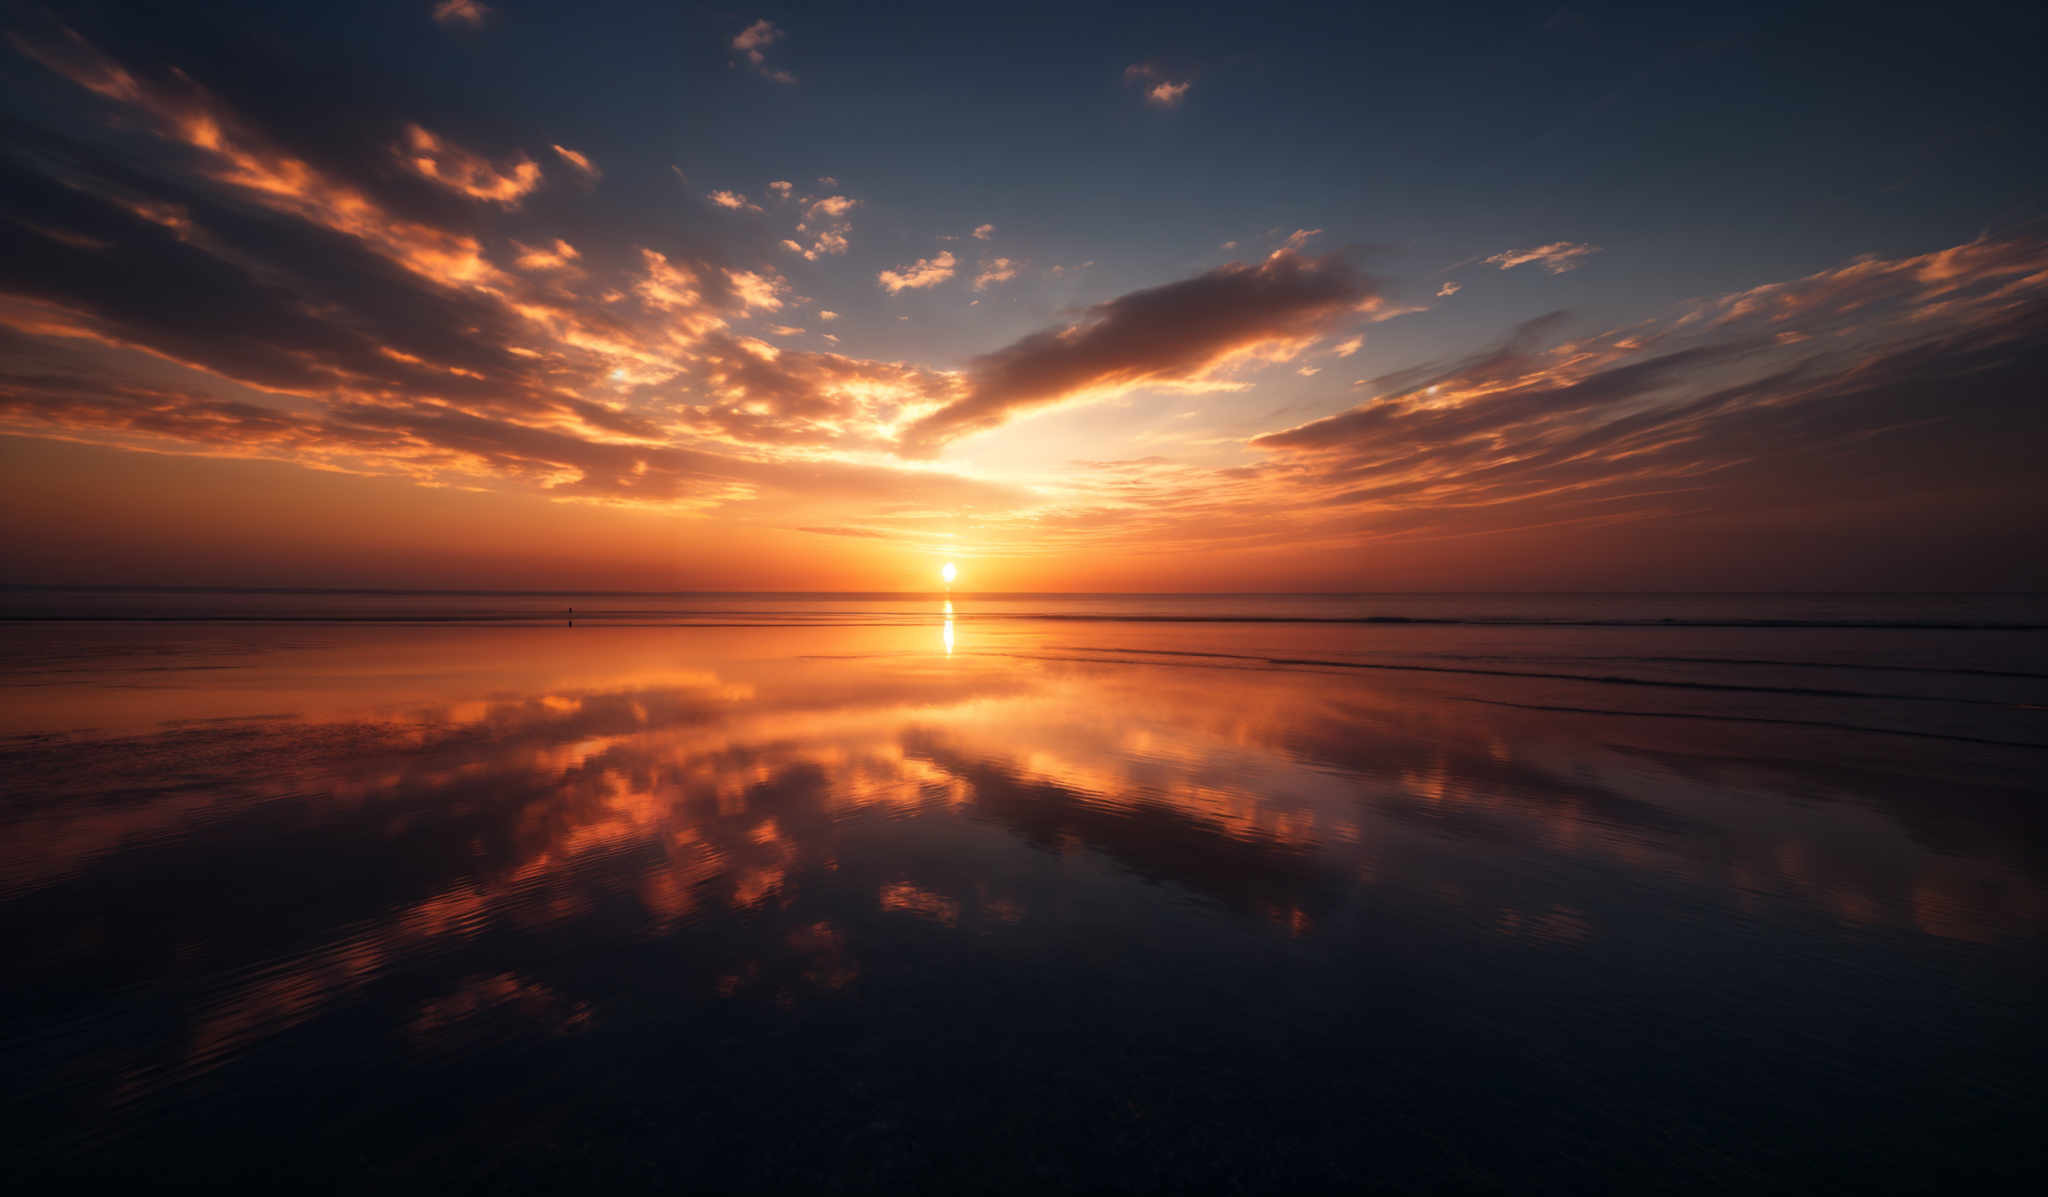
0, 26, 2042, 593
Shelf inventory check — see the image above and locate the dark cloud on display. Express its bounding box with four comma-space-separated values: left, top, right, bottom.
899, 250, 1377, 454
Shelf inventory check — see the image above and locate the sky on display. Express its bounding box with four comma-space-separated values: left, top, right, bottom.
1, 0, 2044, 591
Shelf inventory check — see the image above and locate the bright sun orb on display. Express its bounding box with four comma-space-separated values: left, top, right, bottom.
941, 562, 958, 585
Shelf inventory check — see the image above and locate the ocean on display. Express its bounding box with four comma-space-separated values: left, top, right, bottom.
2, 590, 2043, 1190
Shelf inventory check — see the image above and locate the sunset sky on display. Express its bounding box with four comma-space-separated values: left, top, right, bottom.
2, 0, 2043, 591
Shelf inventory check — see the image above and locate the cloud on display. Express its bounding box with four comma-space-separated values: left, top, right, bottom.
972, 258, 1018, 290
767, 180, 794, 197
551, 144, 600, 182
731, 19, 795, 84
11, 33, 516, 295
1333, 336, 1363, 358
431, 0, 490, 29
877, 250, 956, 294
972, 224, 995, 241
899, 249, 1376, 453
784, 194, 856, 259
806, 195, 855, 221
1125, 63, 1192, 106
707, 189, 759, 212
1244, 235, 2048, 554
0, 28, 1049, 541
724, 268, 787, 312
511, 239, 580, 272
1486, 242, 1600, 273
1282, 228, 1322, 251
1436, 281, 1461, 297
399, 124, 541, 207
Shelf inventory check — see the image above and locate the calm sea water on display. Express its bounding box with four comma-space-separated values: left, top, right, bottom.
2, 591, 2043, 1191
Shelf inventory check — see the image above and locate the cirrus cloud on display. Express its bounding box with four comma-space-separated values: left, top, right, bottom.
1486, 242, 1600, 273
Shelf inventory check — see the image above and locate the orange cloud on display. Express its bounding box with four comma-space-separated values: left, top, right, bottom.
788, 195, 855, 259
551, 143, 600, 182
16, 33, 516, 296
972, 258, 1018, 290
400, 124, 542, 207
707, 189, 760, 212
724, 268, 787, 312
431, 0, 491, 29
512, 239, 581, 272
1125, 63, 1192, 106
731, 19, 796, 84
877, 250, 956, 293
1486, 242, 1599, 273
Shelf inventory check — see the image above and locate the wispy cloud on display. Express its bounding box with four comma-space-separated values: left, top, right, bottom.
550, 144, 600, 182
399, 124, 541, 207
1486, 242, 1600, 273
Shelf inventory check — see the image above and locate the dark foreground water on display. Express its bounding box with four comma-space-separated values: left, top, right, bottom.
2, 592, 2043, 1192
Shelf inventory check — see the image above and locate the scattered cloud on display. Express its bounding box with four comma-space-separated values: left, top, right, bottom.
877, 250, 956, 294
767, 180, 794, 197
973, 258, 1018, 290
785, 194, 856, 259
1437, 281, 1461, 297
1486, 242, 1600, 273
1333, 335, 1363, 358
731, 19, 796, 84
707, 189, 761, 212
972, 224, 995, 241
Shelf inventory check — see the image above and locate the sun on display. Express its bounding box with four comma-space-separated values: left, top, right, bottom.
941, 561, 957, 585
